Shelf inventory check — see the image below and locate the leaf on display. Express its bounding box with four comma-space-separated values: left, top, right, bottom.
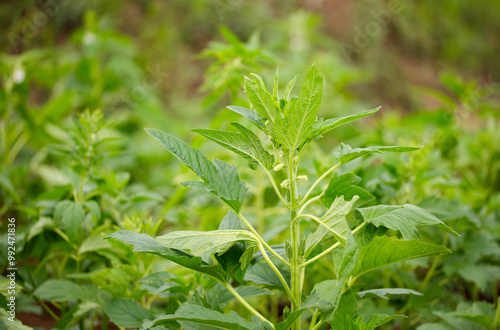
219, 211, 246, 230
312, 106, 381, 138
304, 196, 358, 257
231, 123, 274, 169
54, 201, 84, 242
358, 288, 423, 300
244, 75, 280, 121
104, 298, 154, 328
226, 106, 266, 129
320, 172, 374, 208
79, 233, 113, 254
273, 64, 323, 150
357, 204, 459, 240
303, 280, 344, 320
155, 230, 257, 255
107, 231, 229, 282
273, 67, 279, 99
451, 302, 495, 329
352, 236, 451, 278
326, 288, 359, 326
282, 74, 299, 101
205, 283, 272, 308
193, 124, 274, 170
143, 304, 261, 330
245, 261, 290, 290
145, 128, 247, 212
333, 142, 421, 165
34, 280, 83, 302
334, 230, 359, 280
355, 314, 407, 330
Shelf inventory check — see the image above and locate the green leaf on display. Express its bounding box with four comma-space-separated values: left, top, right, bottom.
450, 302, 495, 329
334, 230, 359, 279
355, 314, 407, 330
352, 236, 451, 278
104, 298, 154, 328
273, 64, 323, 150
156, 230, 257, 255
282, 74, 299, 101
321, 172, 374, 208
143, 304, 261, 330
205, 283, 272, 308
145, 128, 247, 212
326, 288, 358, 326
34, 280, 83, 302
226, 106, 266, 129
303, 279, 344, 320
272, 67, 279, 99
107, 231, 230, 282
304, 196, 358, 257
193, 124, 274, 170
54, 201, 84, 242
219, 211, 246, 230
245, 261, 290, 290
357, 204, 459, 240
244, 75, 280, 121
79, 233, 113, 254
312, 106, 381, 138
358, 288, 423, 300
333, 142, 421, 165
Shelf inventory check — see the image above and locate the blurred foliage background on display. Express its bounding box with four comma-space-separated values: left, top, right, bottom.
0, 0, 499, 329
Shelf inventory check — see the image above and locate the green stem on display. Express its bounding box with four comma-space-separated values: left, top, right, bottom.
257, 243, 297, 306
265, 169, 290, 209
288, 151, 301, 330
300, 163, 341, 206
35, 296, 60, 321
298, 195, 321, 215
223, 283, 274, 328
302, 222, 366, 267
309, 308, 319, 330
237, 213, 290, 266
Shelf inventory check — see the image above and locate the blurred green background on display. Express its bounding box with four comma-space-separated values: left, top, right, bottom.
1, 0, 499, 329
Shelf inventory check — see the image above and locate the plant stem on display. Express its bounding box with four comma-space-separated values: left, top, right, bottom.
35, 296, 60, 321
300, 163, 341, 206
288, 151, 302, 330
257, 243, 297, 306
237, 212, 290, 266
302, 222, 366, 267
265, 169, 290, 209
223, 283, 274, 328
309, 309, 319, 330
298, 195, 321, 215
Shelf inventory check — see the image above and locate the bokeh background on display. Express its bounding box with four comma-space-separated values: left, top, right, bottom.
1, 1, 499, 329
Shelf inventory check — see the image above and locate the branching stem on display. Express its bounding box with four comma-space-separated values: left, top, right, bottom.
300, 163, 341, 206
223, 283, 274, 328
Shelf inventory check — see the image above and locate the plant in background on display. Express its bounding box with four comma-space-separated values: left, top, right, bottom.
109, 64, 459, 329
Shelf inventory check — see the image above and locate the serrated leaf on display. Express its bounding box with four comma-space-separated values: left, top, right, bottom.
358, 288, 423, 300
282, 74, 299, 101
145, 128, 247, 212
303, 280, 344, 320
312, 106, 381, 138
107, 231, 230, 282
304, 196, 357, 257
156, 230, 257, 255
273, 64, 323, 150
54, 200, 84, 242
143, 304, 262, 330
333, 142, 421, 165
327, 289, 359, 327
321, 172, 374, 208
104, 298, 154, 328
226, 106, 266, 129
352, 236, 451, 278
244, 75, 280, 121
193, 124, 274, 170
244, 261, 290, 290
357, 204, 459, 240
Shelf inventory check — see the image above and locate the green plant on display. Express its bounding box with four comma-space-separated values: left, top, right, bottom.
109, 64, 458, 329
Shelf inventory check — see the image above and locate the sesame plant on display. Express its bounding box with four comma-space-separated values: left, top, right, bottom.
108, 64, 459, 329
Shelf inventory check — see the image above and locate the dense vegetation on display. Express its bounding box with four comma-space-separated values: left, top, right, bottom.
1, 1, 499, 329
